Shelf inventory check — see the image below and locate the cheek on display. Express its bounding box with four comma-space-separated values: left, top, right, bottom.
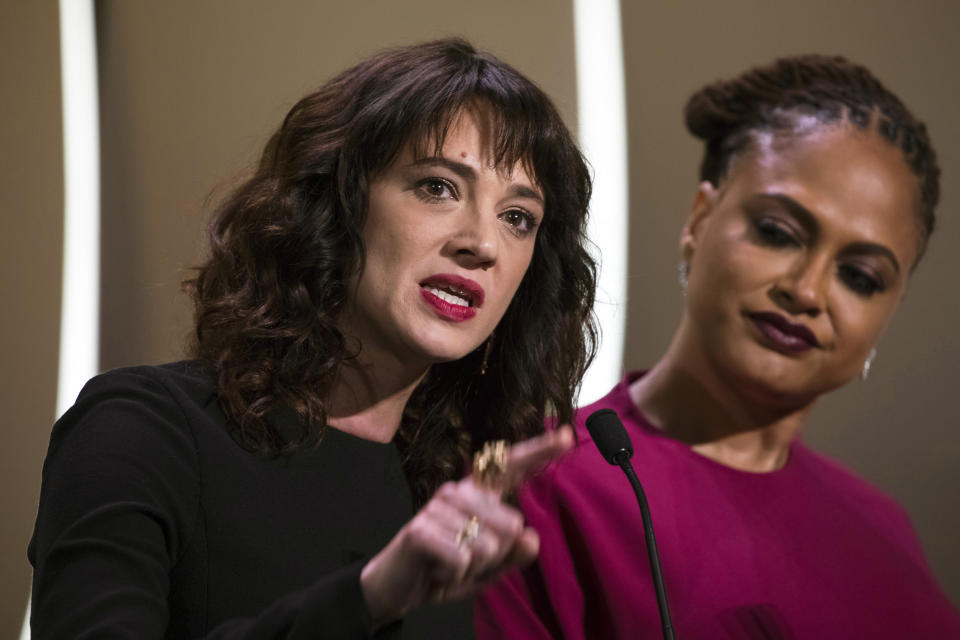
513, 245, 537, 287
830, 291, 899, 351
695, 241, 770, 303
362, 190, 433, 273
695, 221, 749, 282
362, 221, 423, 277
494, 247, 536, 311
353, 234, 415, 313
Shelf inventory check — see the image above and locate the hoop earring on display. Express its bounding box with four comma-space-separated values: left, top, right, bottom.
480, 334, 494, 376
678, 261, 689, 295
860, 348, 877, 381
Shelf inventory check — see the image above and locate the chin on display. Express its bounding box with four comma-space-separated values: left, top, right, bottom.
421, 345, 469, 363
410, 332, 482, 365
719, 348, 824, 407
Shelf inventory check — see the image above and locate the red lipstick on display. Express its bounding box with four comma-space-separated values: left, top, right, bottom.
747, 311, 820, 354
419, 274, 484, 322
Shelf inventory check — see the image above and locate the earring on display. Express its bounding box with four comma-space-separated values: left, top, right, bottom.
480, 334, 494, 375
860, 348, 877, 381
678, 261, 689, 294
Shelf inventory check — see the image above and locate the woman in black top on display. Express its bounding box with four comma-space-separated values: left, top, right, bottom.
29, 39, 596, 638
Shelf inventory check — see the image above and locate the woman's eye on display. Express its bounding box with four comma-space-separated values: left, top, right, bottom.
753, 218, 799, 248
838, 264, 884, 296
500, 208, 538, 236
415, 178, 456, 202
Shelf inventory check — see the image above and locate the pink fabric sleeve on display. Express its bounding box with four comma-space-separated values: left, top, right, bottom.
475, 462, 587, 639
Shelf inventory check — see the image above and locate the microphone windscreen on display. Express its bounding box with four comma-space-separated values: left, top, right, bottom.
585, 409, 634, 465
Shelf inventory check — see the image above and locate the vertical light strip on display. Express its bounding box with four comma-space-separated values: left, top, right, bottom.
573, 0, 628, 404
22, 2, 101, 638
55, 0, 100, 418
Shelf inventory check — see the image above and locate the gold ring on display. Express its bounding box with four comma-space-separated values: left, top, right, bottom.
473, 440, 508, 490
455, 515, 480, 547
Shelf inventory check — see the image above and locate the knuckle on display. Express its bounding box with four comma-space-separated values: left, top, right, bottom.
406, 516, 431, 543
474, 534, 499, 562
460, 547, 474, 569
487, 505, 523, 538
486, 536, 502, 560
422, 499, 443, 517
437, 482, 458, 500
506, 512, 524, 537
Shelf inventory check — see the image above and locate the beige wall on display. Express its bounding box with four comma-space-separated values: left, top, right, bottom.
96, 0, 578, 372
620, 0, 960, 606
0, 0, 63, 634
5, 1, 958, 637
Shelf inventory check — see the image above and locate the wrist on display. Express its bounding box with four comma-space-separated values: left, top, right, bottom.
360, 554, 401, 631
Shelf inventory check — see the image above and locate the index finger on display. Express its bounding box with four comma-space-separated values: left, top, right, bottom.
502, 425, 574, 490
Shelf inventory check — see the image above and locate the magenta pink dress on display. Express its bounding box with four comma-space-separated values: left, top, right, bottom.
477, 372, 960, 639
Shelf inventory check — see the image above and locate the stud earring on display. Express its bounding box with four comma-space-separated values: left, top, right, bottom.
860, 348, 877, 381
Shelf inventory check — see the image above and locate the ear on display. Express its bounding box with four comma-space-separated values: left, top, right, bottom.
680, 181, 719, 262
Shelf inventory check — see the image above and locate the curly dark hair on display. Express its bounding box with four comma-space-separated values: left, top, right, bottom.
684, 54, 940, 263
184, 38, 597, 505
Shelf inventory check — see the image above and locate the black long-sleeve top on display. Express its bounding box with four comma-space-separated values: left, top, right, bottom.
28, 361, 472, 638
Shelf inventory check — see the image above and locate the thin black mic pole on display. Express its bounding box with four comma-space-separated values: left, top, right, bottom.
619, 458, 674, 640
586, 409, 675, 640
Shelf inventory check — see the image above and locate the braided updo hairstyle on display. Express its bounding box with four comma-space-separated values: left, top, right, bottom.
684, 55, 940, 262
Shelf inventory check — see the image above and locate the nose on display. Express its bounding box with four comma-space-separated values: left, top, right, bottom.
770, 253, 829, 317
444, 205, 498, 270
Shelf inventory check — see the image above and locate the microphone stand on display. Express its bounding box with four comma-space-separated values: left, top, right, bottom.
615, 452, 675, 640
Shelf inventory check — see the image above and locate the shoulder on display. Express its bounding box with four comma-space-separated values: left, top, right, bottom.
791, 442, 902, 511
66, 360, 216, 426
524, 376, 639, 511
30, 363, 218, 608
45, 361, 219, 478
36, 362, 218, 528
546, 372, 642, 453
72, 360, 215, 410
790, 442, 921, 551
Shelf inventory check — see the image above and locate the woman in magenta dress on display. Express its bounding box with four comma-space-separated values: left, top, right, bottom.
477, 54, 960, 638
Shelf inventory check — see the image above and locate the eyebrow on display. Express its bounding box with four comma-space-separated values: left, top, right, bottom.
755, 192, 901, 274
411, 156, 545, 206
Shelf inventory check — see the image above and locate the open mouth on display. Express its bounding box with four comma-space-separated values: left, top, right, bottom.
419, 274, 485, 308
419, 274, 484, 322
421, 284, 474, 308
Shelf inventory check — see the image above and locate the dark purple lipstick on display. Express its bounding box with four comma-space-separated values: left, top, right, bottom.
747, 311, 820, 354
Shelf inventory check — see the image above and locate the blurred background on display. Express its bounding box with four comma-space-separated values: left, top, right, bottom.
3, 1, 957, 636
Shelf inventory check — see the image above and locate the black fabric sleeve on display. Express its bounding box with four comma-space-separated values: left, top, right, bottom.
203, 562, 389, 639
28, 369, 392, 639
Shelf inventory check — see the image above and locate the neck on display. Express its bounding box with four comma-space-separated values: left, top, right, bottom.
326, 344, 430, 444
631, 322, 816, 473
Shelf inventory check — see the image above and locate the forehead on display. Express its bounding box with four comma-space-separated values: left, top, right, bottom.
406, 106, 539, 185
728, 125, 921, 266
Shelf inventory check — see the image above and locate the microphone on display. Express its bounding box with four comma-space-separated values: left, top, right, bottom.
586, 409, 675, 640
